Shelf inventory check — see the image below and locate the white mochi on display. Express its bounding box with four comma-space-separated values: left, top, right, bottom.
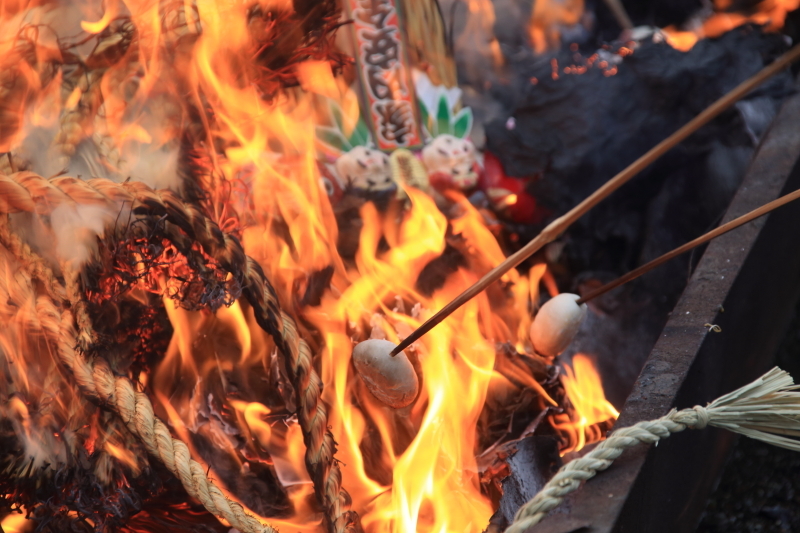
529, 293, 587, 357
421, 134, 479, 190
335, 146, 395, 192
352, 339, 419, 408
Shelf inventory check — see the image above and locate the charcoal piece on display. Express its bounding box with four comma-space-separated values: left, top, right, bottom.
494, 436, 561, 527
415, 244, 468, 296
300, 266, 335, 307
486, 27, 792, 189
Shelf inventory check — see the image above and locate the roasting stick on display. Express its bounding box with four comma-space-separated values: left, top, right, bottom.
603, 0, 633, 31
528, 188, 800, 358
576, 187, 800, 305
390, 42, 800, 357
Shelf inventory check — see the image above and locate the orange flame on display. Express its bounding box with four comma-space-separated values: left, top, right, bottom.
525, 0, 798, 54
0, 0, 622, 530
662, 0, 799, 51
528, 0, 585, 54
554, 354, 619, 454
0, 511, 30, 533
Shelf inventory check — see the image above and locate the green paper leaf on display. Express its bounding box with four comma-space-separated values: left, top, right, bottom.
348, 118, 371, 147
452, 108, 473, 139
316, 126, 349, 152
329, 100, 345, 133
418, 99, 430, 136
436, 95, 451, 136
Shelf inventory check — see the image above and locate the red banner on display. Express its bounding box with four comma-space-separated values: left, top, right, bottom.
345, 0, 422, 150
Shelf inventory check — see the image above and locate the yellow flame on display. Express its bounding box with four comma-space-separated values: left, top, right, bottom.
81, 1, 119, 34
0, 512, 30, 533
663, 0, 800, 51
104, 441, 142, 476
555, 354, 619, 454
0, 1, 625, 530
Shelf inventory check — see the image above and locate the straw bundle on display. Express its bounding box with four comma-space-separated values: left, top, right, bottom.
400, 0, 457, 87
507, 367, 800, 532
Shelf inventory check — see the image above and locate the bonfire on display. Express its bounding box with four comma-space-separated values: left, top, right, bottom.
1, 0, 799, 532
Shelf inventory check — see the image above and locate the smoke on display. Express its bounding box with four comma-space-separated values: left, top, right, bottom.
121, 144, 182, 191
2, 396, 68, 471
50, 202, 126, 266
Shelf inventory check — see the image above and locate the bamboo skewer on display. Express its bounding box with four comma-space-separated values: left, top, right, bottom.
576, 187, 800, 305
391, 42, 800, 356
603, 0, 634, 31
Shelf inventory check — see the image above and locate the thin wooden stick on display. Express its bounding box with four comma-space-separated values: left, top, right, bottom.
603, 0, 633, 31
391, 43, 800, 356
576, 187, 800, 304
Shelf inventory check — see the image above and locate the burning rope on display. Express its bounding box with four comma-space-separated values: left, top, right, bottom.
0, 222, 277, 533
0, 171, 361, 533
120, 181, 362, 533
243, 259, 362, 533
506, 367, 800, 533
50, 303, 280, 533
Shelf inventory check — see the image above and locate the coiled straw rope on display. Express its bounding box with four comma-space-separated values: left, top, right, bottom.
0, 217, 277, 533
507, 367, 800, 532
0, 171, 361, 533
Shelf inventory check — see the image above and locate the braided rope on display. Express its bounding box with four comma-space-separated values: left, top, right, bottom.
0, 171, 361, 533
108, 177, 362, 533
0, 216, 65, 302
243, 259, 361, 533
0, 215, 278, 533
507, 407, 709, 533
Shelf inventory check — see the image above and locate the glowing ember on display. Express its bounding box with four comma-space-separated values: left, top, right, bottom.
662, 0, 800, 51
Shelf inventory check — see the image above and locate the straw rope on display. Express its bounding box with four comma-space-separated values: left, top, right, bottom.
507, 367, 800, 533
0, 171, 361, 533
0, 222, 277, 533
0, 216, 65, 303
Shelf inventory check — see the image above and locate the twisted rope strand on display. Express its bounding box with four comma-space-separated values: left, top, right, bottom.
0, 227, 278, 533
506, 409, 700, 533
0, 171, 361, 533
244, 258, 361, 533
0, 216, 66, 302
117, 178, 362, 533
509, 367, 800, 532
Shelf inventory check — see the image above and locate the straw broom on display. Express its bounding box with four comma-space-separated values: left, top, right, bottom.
506, 367, 800, 532
400, 0, 457, 87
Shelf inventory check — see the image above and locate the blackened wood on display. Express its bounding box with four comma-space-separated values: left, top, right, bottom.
532, 77, 800, 532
